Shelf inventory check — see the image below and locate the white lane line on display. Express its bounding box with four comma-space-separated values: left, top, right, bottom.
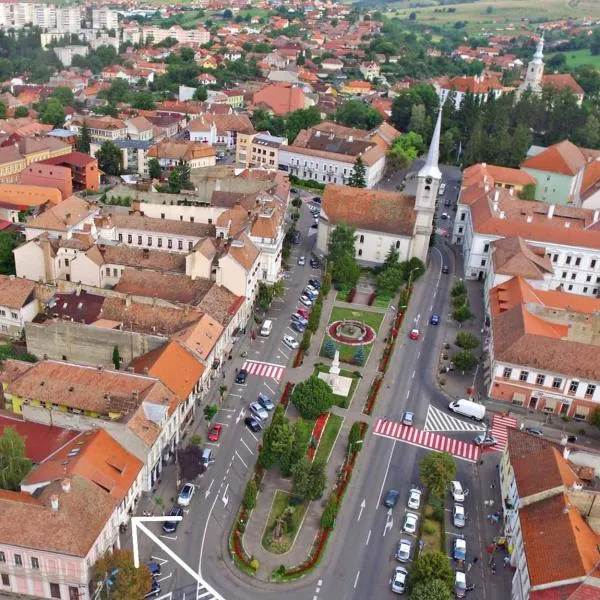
234, 451, 248, 468
354, 571, 360, 589
412, 370, 416, 379
405, 389, 410, 399
246, 429, 259, 442
229, 393, 242, 398
366, 530, 371, 546
377, 440, 397, 507
220, 408, 236, 413
279, 348, 290, 359
264, 383, 276, 395
240, 438, 254, 455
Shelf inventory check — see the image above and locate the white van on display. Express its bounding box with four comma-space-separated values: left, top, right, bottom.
260, 319, 273, 337
448, 398, 486, 421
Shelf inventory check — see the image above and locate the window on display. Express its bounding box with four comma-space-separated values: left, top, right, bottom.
503, 367, 512, 378
552, 377, 562, 389
568, 284, 573, 291
583, 287, 588, 294
569, 380, 579, 394
519, 370, 529, 382
1, 574, 8, 586
14, 554, 22, 566
50, 583, 61, 598
597, 276, 600, 283
118, 233, 123, 242
585, 384, 596, 397
358, 249, 362, 256
188, 241, 193, 250
127, 234, 132, 243
64, 259, 69, 267
571, 273, 577, 280
167, 239, 172, 249
105, 267, 110, 276
10, 312, 17, 319
178, 240, 183, 250
161, 213, 165, 219
460, 213, 466, 221
396, 240, 400, 249
157, 238, 162, 248
483, 243, 489, 253
137, 236, 142, 245
0, 551, 5, 562
566, 256, 572, 265
481, 259, 486, 267
586, 275, 592, 282
359, 235, 364, 243
536, 374, 545, 386
112, 269, 117, 277
69, 588, 79, 600
575, 257, 581, 266
31, 557, 39, 569
552, 254, 558, 263
561, 272, 567, 279
190, 216, 194, 223
591, 259, 597, 269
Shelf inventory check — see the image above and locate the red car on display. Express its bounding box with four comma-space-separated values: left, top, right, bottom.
297, 307, 309, 319
409, 329, 420, 341
207, 424, 223, 442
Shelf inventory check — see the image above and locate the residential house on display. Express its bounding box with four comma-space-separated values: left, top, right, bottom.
147, 140, 216, 170
113, 139, 152, 177
359, 61, 380, 82
0, 275, 37, 337
125, 116, 154, 142
252, 83, 308, 116
340, 80, 373, 96
188, 114, 255, 150
248, 133, 288, 169
69, 116, 128, 144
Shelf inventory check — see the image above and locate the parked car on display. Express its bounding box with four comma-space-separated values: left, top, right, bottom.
383, 489, 400, 509
303, 288, 317, 301
282, 334, 299, 350
441, 212, 449, 220
291, 231, 301, 244
298, 255, 306, 266
177, 483, 194, 507
430, 313, 440, 325
453, 537, 467, 561
299, 294, 313, 307
207, 424, 223, 442
249, 401, 269, 422
310, 223, 318, 229
235, 369, 248, 384
391, 566, 408, 594
291, 313, 308, 326
305, 284, 319, 296
312, 196, 321, 204
453, 504, 466, 528
146, 561, 161, 577
310, 258, 321, 268
257, 392, 274, 411
162, 505, 184, 533
439, 183, 446, 195
308, 279, 321, 289
473, 433, 498, 447
402, 512, 419, 534
200, 447, 214, 467
291, 188, 298, 194
244, 416, 262, 432
402, 411, 414, 426
290, 320, 306, 334
144, 580, 161, 598
442, 265, 450, 274
455, 571, 467, 599
450, 481, 465, 503
395, 538, 412, 563
297, 307, 309, 319
409, 328, 420, 340
525, 427, 544, 436
407, 488, 422, 511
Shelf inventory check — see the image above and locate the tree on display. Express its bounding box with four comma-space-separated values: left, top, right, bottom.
52, 86, 74, 106
105, 78, 131, 104
353, 346, 366, 366
96, 141, 122, 175
148, 157, 161, 180
0, 101, 6, 119
408, 103, 430, 139
323, 337, 336, 358
132, 91, 155, 110
287, 418, 313, 471
0, 427, 32, 490
193, 85, 208, 101
92, 549, 151, 600
453, 349, 478, 372
590, 27, 600, 55
387, 132, 423, 170
243, 479, 258, 510
408, 11, 417, 21
410, 578, 453, 600
451, 280, 466, 297
376, 265, 404, 297
40, 98, 65, 128
291, 375, 334, 420
334, 99, 383, 130
453, 304, 473, 324
203, 404, 218, 421
574, 64, 600, 96
284, 107, 322, 143
0, 232, 17, 275
112, 346, 121, 370
409, 551, 454, 593
518, 183, 536, 200
455, 331, 479, 350
168, 167, 182, 193
77, 121, 91, 154
328, 222, 357, 267
259, 407, 292, 469
291, 456, 326, 501
348, 422, 364, 453
14, 106, 28, 118
420, 452, 456, 499
335, 253, 361, 291
348, 156, 367, 188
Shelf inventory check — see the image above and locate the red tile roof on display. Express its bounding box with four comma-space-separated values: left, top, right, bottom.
252, 84, 306, 116
521, 140, 587, 176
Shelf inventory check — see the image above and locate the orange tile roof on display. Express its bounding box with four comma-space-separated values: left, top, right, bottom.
129, 340, 205, 401
542, 74, 585, 96
521, 140, 587, 176
173, 313, 224, 361
492, 237, 553, 280
23, 429, 142, 502
252, 84, 306, 116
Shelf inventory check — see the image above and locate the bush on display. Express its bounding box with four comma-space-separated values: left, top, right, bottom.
291, 197, 301, 207
452, 294, 467, 309
300, 330, 312, 351
453, 304, 473, 323
291, 376, 334, 419
323, 337, 336, 358
243, 479, 258, 510
455, 331, 479, 350
451, 280, 467, 297
320, 494, 338, 529
422, 520, 437, 535
189, 435, 202, 447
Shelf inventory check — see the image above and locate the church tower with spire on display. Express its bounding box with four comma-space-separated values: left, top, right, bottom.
411, 109, 442, 263
518, 33, 545, 98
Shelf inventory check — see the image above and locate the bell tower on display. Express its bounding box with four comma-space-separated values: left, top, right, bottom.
519, 32, 544, 98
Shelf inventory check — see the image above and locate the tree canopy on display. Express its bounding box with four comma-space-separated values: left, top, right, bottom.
91, 549, 151, 600
410, 577, 453, 600
348, 156, 367, 188
419, 452, 457, 499
0, 427, 32, 490
291, 376, 334, 420
334, 99, 383, 130
388, 132, 424, 171
409, 552, 454, 594
96, 141, 122, 176
291, 456, 327, 501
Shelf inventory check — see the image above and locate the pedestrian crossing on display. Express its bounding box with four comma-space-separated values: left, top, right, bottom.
373, 417, 481, 463
242, 360, 285, 381
424, 404, 486, 433
489, 413, 518, 451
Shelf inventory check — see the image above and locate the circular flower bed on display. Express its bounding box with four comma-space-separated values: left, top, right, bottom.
327, 320, 376, 345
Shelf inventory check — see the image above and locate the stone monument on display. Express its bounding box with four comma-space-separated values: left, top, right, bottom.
318, 348, 352, 397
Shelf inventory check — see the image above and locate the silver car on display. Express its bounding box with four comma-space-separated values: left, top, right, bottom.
391, 566, 408, 594
249, 401, 268, 422
453, 504, 466, 528
395, 538, 412, 563
402, 512, 419, 535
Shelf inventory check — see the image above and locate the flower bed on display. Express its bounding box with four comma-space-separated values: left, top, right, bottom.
293, 348, 304, 367
308, 412, 330, 461
327, 320, 376, 345
347, 288, 356, 303
367, 290, 377, 306
363, 373, 383, 416
280, 382, 294, 408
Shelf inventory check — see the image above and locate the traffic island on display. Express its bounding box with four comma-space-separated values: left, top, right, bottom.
261, 490, 309, 555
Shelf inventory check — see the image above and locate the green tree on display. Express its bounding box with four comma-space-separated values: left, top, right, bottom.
352, 346, 366, 366
453, 304, 473, 324
590, 27, 600, 55
243, 479, 258, 510
348, 156, 367, 188
40, 98, 65, 128
323, 337, 336, 359
376, 265, 404, 296
291, 456, 326, 501
105, 78, 131, 104
0, 232, 17, 275
451, 280, 466, 297
455, 331, 479, 350
420, 452, 456, 499
348, 422, 364, 453
193, 85, 208, 101
96, 141, 122, 175
335, 253, 361, 291
286, 418, 313, 472
0, 427, 32, 490
132, 91, 155, 110
112, 346, 121, 370
334, 99, 383, 130
518, 183, 536, 200
328, 222, 357, 268
291, 375, 334, 419
406, 257, 426, 282
408, 103, 430, 139
284, 107, 322, 143
387, 132, 423, 170
574, 64, 600, 96
92, 549, 151, 600
259, 406, 291, 469
0, 101, 6, 119
148, 157, 161, 180
320, 493, 338, 529
14, 106, 28, 118
203, 404, 218, 421
454, 349, 478, 372
168, 167, 182, 193
409, 551, 454, 593
77, 121, 91, 154
52, 86, 74, 106
410, 578, 453, 600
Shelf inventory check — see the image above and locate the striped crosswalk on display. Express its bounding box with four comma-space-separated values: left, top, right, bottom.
242, 360, 285, 381
424, 404, 486, 433
489, 413, 518, 451
373, 418, 481, 463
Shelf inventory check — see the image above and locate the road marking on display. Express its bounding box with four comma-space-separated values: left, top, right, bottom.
220, 408, 236, 413
240, 438, 254, 455
234, 451, 248, 468
377, 439, 397, 507
412, 370, 415, 379
405, 389, 410, 399
357, 498, 366, 521
160, 535, 177, 541
204, 479, 214, 499
222, 483, 229, 507
383, 509, 393, 537
235, 408, 245, 424
246, 430, 259, 442
354, 571, 360, 589
151, 556, 168, 565
279, 348, 290, 359
366, 530, 371, 546
157, 573, 172, 582
264, 382, 276, 395
228, 393, 242, 398
204, 441, 220, 447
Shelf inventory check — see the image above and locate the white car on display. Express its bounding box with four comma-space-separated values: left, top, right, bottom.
177, 483, 194, 507
298, 256, 305, 266
249, 402, 269, 422
395, 538, 412, 563
299, 294, 313, 307
402, 512, 419, 535
453, 504, 466, 528
451, 480, 465, 503
391, 566, 408, 594
305, 284, 319, 296
407, 488, 422, 511
282, 334, 299, 349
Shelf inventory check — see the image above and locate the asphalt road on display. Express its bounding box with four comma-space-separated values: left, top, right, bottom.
138, 173, 504, 600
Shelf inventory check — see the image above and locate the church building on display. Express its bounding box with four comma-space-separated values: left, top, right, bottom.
315, 111, 442, 265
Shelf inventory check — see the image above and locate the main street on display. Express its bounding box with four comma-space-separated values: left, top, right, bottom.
136, 173, 505, 600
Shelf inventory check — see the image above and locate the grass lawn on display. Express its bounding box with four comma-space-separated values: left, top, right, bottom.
262, 490, 308, 555
419, 503, 445, 556
313, 414, 344, 464
564, 49, 600, 69
313, 364, 360, 408
374, 295, 392, 309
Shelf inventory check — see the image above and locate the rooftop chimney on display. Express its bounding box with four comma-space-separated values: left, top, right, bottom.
50, 494, 59, 512
526, 215, 533, 223
547, 204, 555, 219
594, 209, 599, 223
509, 188, 514, 196
61, 478, 71, 493
565, 221, 570, 228
499, 211, 505, 219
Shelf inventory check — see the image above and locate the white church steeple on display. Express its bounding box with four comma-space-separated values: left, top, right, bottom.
518, 31, 545, 98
